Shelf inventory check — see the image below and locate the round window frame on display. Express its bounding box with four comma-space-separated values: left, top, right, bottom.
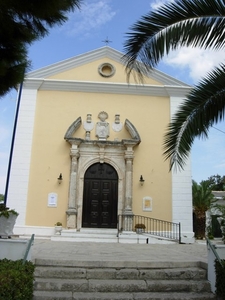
98, 63, 115, 78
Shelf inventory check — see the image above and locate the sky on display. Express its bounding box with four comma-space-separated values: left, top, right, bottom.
1, 0, 225, 194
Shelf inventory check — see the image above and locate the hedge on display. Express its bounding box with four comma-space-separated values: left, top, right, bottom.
0, 259, 35, 300
215, 259, 225, 299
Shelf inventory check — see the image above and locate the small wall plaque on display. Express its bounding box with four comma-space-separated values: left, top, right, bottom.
48, 193, 58, 207
143, 196, 152, 211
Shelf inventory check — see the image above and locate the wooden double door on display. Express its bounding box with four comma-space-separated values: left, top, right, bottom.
82, 163, 118, 228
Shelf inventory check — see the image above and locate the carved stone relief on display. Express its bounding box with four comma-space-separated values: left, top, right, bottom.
83, 114, 94, 140
96, 111, 109, 140
112, 114, 123, 132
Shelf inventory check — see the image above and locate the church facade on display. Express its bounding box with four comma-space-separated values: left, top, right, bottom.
7, 47, 193, 242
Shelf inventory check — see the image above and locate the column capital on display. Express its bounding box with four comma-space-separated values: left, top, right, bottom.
70, 147, 80, 158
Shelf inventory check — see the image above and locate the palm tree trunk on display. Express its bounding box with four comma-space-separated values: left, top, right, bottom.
194, 212, 206, 239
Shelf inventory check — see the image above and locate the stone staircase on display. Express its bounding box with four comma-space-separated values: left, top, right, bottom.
33, 259, 216, 300
51, 228, 177, 244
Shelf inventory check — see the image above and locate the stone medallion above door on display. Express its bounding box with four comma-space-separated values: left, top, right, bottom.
64, 112, 141, 230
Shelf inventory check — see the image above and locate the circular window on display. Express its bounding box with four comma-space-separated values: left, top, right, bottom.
98, 63, 115, 78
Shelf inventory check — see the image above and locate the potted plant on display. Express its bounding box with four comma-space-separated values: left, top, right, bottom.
135, 223, 146, 234
0, 203, 19, 238
54, 221, 63, 235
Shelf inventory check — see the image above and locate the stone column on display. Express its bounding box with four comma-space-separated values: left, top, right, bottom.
66, 143, 80, 229
123, 145, 134, 231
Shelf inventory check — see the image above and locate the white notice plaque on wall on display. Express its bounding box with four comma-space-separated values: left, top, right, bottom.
48, 193, 58, 207
142, 196, 152, 212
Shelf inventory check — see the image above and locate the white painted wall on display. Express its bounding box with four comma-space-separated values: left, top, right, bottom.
7, 89, 37, 226
170, 96, 194, 242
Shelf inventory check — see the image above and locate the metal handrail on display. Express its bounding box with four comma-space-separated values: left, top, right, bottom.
206, 237, 223, 266
118, 214, 181, 243
23, 234, 35, 264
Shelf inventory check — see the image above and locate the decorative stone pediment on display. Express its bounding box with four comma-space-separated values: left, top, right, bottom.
64, 117, 82, 140
64, 114, 141, 145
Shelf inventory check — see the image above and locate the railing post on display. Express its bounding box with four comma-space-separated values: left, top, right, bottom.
178, 222, 181, 244
23, 234, 35, 264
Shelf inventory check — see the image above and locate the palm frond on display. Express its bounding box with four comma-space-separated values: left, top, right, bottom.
164, 64, 225, 170
123, 0, 225, 80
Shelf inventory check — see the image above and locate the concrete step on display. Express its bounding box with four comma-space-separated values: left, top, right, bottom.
33, 291, 216, 300
33, 259, 216, 299
52, 229, 119, 243
34, 258, 203, 269
34, 278, 211, 293
80, 229, 118, 234
51, 229, 176, 244
51, 235, 119, 243
35, 266, 207, 280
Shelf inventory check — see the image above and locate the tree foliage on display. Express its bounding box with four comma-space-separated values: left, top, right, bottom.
192, 180, 214, 238
123, 0, 225, 170
0, 0, 82, 97
192, 180, 214, 216
202, 174, 225, 191
0, 194, 4, 202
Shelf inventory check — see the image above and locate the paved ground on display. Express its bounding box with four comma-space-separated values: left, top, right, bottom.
32, 239, 210, 265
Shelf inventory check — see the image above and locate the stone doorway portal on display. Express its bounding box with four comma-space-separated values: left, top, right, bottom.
64, 116, 141, 230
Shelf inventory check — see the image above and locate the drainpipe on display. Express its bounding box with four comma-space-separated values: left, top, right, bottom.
4, 82, 23, 205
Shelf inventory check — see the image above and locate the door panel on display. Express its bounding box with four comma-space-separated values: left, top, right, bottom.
82, 163, 118, 228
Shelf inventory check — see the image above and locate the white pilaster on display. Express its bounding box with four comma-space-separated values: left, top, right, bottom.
7, 89, 37, 226
170, 96, 194, 243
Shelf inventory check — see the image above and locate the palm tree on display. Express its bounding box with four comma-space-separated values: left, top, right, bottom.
123, 0, 225, 170
0, 0, 82, 97
192, 180, 213, 238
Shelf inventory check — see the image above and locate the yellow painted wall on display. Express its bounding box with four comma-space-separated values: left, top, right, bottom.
25, 58, 172, 227
48, 58, 162, 86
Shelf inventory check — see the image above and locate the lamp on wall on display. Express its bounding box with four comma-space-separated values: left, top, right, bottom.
57, 173, 63, 184
139, 175, 145, 186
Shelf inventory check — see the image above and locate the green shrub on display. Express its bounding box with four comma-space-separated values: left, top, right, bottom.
135, 223, 146, 229
0, 259, 35, 300
215, 259, 225, 299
